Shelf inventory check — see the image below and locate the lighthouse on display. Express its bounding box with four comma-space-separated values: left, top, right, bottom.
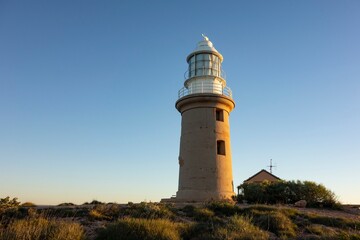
174, 35, 236, 202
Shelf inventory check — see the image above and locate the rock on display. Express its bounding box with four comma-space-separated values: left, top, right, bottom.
295, 200, 307, 208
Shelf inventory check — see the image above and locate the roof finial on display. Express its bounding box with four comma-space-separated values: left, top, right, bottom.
202, 34, 209, 41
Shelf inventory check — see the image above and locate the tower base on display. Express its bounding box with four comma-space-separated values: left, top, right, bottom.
176, 189, 235, 202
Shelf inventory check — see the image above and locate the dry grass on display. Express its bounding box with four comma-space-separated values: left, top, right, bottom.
240, 205, 298, 238
95, 217, 185, 240
1, 199, 360, 239
253, 210, 297, 238
123, 202, 174, 219
214, 215, 269, 240
306, 224, 338, 238
0, 217, 84, 240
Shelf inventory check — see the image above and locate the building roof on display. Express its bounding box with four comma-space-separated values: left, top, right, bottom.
243, 169, 281, 183
186, 35, 223, 62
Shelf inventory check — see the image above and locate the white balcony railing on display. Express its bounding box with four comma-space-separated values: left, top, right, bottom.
178, 82, 232, 99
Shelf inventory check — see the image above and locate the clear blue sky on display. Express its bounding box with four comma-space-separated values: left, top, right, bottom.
1, 1, 359, 205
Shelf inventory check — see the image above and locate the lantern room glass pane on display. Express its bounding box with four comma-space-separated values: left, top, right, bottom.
196, 68, 204, 76
187, 53, 223, 78
205, 54, 211, 60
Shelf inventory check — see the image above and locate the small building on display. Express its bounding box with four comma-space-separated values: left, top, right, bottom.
244, 169, 281, 184
237, 169, 281, 195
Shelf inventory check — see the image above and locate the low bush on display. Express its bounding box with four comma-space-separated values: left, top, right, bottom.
0, 197, 20, 210
306, 224, 338, 238
0, 197, 24, 227
186, 215, 269, 240
182, 205, 196, 216
95, 218, 185, 240
246, 204, 276, 212
20, 202, 37, 207
39, 207, 88, 219
89, 209, 111, 221
337, 231, 360, 240
206, 201, 239, 216
89, 204, 122, 221
181, 205, 215, 221
305, 224, 360, 240
89, 200, 104, 205
57, 202, 75, 207
0, 197, 20, 216
193, 207, 215, 221
279, 207, 300, 217
0, 217, 84, 240
123, 202, 174, 219
305, 214, 360, 231
237, 180, 341, 209
217, 215, 269, 240
250, 210, 297, 238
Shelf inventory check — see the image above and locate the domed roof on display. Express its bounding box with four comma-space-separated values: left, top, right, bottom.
187, 34, 223, 62
195, 34, 218, 52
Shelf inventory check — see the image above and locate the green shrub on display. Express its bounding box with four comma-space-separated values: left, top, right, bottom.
123, 202, 174, 219
279, 207, 299, 217
182, 205, 196, 216
0, 197, 20, 209
301, 181, 341, 208
251, 210, 297, 238
39, 207, 87, 219
95, 218, 185, 240
306, 214, 360, 230
0, 197, 23, 227
89, 200, 104, 205
206, 201, 239, 216
89, 204, 122, 221
306, 224, 338, 238
193, 207, 215, 221
244, 204, 276, 213
181, 205, 216, 221
238, 180, 341, 209
186, 215, 269, 240
0, 197, 20, 215
337, 231, 360, 240
20, 202, 37, 207
89, 208, 111, 221
57, 202, 76, 207
0, 217, 84, 240
217, 215, 269, 240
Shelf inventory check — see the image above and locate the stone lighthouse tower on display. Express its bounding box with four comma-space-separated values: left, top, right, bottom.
175, 35, 235, 202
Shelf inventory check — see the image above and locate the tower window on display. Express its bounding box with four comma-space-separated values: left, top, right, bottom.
216, 109, 224, 122
217, 140, 226, 155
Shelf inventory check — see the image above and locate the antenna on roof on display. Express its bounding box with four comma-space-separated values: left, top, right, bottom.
201, 34, 209, 41
267, 159, 277, 173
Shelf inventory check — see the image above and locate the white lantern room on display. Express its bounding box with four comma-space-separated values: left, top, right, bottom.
178, 35, 232, 98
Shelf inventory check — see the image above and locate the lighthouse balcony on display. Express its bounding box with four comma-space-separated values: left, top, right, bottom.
178, 82, 232, 99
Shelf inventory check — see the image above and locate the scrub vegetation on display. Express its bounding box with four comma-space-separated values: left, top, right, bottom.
237, 180, 341, 209
1, 196, 359, 240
